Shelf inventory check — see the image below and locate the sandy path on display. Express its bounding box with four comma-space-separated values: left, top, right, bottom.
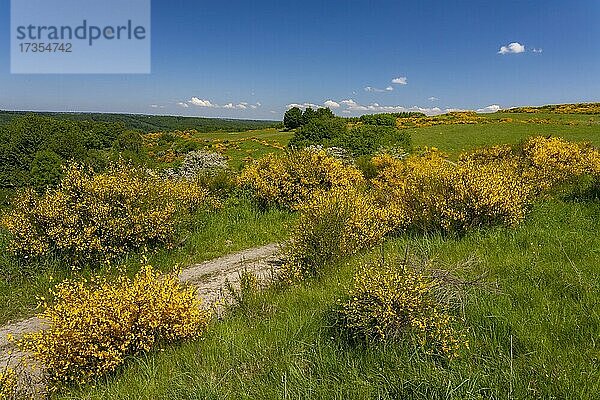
0, 243, 283, 391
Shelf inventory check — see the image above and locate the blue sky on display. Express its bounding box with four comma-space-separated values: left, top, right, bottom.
0, 0, 598, 119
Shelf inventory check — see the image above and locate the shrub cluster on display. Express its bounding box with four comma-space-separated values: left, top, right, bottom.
287, 136, 600, 279
505, 102, 600, 114
395, 111, 488, 129
338, 261, 463, 357
359, 112, 425, 126
160, 150, 228, 180
19, 266, 209, 389
284, 188, 388, 279
460, 136, 600, 192
371, 150, 533, 233
289, 115, 411, 157
1, 163, 218, 263
238, 149, 364, 210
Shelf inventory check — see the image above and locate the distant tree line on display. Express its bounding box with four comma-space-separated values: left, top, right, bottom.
0, 111, 279, 133
0, 114, 144, 195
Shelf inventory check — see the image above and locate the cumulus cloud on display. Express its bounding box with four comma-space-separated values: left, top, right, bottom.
532, 48, 543, 53
476, 104, 501, 113
189, 97, 217, 107
324, 100, 340, 108
391, 77, 408, 85
286, 102, 321, 110
339, 99, 444, 115
498, 42, 525, 55
288, 98, 505, 117
186, 98, 260, 110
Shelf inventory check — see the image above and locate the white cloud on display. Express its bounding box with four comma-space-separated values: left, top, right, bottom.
428, 96, 439, 102
291, 98, 505, 117
532, 48, 543, 53
340, 99, 444, 114
185, 98, 259, 110
150, 104, 159, 108
189, 97, 217, 107
341, 99, 368, 111
286, 102, 321, 110
476, 104, 501, 113
391, 76, 408, 85
498, 42, 525, 55
364, 86, 394, 93
324, 100, 340, 109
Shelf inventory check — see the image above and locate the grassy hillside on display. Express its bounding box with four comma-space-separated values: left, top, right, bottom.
409, 112, 600, 156
58, 200, 600, 399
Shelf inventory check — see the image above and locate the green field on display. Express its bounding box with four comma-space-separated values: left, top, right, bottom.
409, 112, 600, 156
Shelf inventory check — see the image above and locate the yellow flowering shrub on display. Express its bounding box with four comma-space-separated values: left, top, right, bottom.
0, 367, 17, 399
371, 150, 533, 233
339, 261, 464, 358
1, 164, 218, 263
520, 136, 600, 190
460, 136, 600, 193
238, 149, 364, 209
506, 103, 600, 114
395, 111, 488, 129
284, 188, 388, 279
19, 266, 209, 389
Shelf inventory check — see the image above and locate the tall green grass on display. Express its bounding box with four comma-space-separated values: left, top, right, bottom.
57, 200, 600, 399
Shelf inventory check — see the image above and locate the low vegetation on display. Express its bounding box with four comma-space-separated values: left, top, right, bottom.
238, 148, 363, 209
2, 164, 218, 264
1, 106, 599, 398
338, 260, 464, 357
18, 266, 209, 390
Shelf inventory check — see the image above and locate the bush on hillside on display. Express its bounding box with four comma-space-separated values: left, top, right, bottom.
371, 150, 534, 233
19, 266, 209, 389
338, 261, 463, 357
283, 188, 388, 280
358, 112, 425, 126
288, 115, 412, 157
0, 366, 17, 399
334, 125, 411, 157
238, 149, 363, 210
1, 163, 218, 263
288, 117, 348, 148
